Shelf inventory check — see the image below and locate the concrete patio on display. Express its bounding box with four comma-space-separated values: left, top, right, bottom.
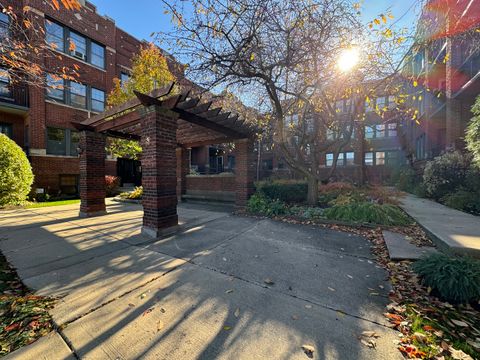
1, 200, 402, 360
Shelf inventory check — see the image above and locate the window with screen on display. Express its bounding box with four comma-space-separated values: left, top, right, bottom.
69, 31, 87, 61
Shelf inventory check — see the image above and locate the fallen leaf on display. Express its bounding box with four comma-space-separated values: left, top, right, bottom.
361, 331, 380, 338
264, 278, 275, 285
360, 338, 376, 348
234, 308, 240, 318
225, 289, 234, 294
305, 304, 312, 309
451, 319, 469, 327
292, 314, 299, 320
157, 320, 164, 332
128, 303, 135, 308
142, 307, 154, 316
328, 287, 336, 292
223, 325, 232, 330
301, 344, 315, 358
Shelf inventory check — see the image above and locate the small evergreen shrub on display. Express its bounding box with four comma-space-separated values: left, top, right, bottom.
246, 193, 289, 216
390, 166, 417, 193
0, 134, 34, 206
105, 175, 120, 197
256, 180, 307, 203
323, 202, 411, 226
423, 151, 471, 200
413, 253, 480, 304
120, 186, 143, 200
441, 189, 480, 215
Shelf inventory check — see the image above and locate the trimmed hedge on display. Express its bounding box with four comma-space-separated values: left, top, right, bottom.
0, 134, 34, 206
256, 181, 307, 203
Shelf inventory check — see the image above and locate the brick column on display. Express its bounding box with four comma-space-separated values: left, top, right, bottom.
235, 138, 255, 208
177, 146, 190, 199
141, 105, 179, 238
79, 131, 106, 217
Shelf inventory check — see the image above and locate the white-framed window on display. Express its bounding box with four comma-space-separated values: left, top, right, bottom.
388, 123, 397, 137
326, 153, 334, 167
365, 152, 374, 166
376, 124, 386, 138
376, 151, 386, 165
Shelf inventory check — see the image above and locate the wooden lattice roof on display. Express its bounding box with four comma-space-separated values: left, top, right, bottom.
73, 83, 257, 147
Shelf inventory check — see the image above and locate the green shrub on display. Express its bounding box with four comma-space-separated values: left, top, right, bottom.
120, 186, 143, 200
323, 202, 411, 226
391, 166, 417, 192
0, 134, 34, 206
246, 193, 289, 216
423, 151, 471, 200
256, 180, 307, 203
441, 189, 480, 215
413, 253, 480, 304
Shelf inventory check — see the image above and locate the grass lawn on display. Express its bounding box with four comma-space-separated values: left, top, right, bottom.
0, 254, 55, 356
25, 199, 80, 208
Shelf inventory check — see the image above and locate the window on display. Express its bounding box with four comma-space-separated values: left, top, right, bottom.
69, 32, 87, 61
120, 72, 130, 86
0, 11, 9, 39
345, 99, 352, 113
70, 130, 79, 156
365, 99, 374, 112
416, 134, 426, 160
346, 152, 354, 166
227, 155, 235, 170
388, 95, 396, 109
91, 88, 105, 112
365, 125, 374, 139
335, 152, 344, 166
365, 152, 374, 166
386, 151, 398, 165
0, 68, 10, 98
46, 127, 79, 156
46, 127, 66, 155
45, 20, 64, 51
0, 123, 12, 138
376, 97, 386, 110
376, 151, 385, 165
326, 153, 334, 167
262, 159, 273, 170
388, 123, 397, 137
46, 74, 64, 101
69, 82, 86, 108
376, 124, 386, 138
91, 41, 105, 69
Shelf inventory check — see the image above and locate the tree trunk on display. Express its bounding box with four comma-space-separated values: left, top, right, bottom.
307, 176, 319, 205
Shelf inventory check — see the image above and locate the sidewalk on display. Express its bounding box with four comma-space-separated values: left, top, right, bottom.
400, 194, 480, 258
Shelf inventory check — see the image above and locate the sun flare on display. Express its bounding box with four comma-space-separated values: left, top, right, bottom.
337, 47, 360, 72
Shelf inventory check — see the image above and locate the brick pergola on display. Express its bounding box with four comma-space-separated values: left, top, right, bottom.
73, 83, 257, 238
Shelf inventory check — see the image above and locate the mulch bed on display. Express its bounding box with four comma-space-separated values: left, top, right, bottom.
0, 253, 56, 356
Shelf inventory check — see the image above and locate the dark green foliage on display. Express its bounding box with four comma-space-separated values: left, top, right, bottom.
256, 181, 307, 203
466, 95, 480, 165
413, 253, 480, 304
391, 166, 417, 193
441, 189, 480, 215
246, 193, 289, 216
323, 202, 411, 226
0, 134, 34, 206
423, 151, 471, 200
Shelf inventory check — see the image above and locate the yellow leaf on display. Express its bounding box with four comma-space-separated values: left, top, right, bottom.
413, 80, 418, 87
250, 53, 255, 61
381, 14, 387, 24
374, 18, 380, 25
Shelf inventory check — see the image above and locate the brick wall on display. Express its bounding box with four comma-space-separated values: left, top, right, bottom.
186, 174, 236, 193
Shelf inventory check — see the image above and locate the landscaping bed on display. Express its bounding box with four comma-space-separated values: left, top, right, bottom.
0, 253, 56, 356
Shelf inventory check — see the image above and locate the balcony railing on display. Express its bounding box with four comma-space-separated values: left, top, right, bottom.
0, 84, 29, 109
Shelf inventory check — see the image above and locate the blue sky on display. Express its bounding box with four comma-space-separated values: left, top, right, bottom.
92, 0, 422, 43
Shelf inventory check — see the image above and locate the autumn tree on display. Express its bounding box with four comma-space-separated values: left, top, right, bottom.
106, 43, 176, 159
0, 1, 81, 86
159, 0, 416, 204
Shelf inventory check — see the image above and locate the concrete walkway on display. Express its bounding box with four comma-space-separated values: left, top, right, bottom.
1, 201, 402, 360
400, 194, 480, 258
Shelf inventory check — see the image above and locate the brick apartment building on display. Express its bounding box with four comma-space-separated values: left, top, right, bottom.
399, 0, 480, 168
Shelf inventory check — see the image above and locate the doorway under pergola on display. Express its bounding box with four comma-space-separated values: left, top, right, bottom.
73, 83, 257, 238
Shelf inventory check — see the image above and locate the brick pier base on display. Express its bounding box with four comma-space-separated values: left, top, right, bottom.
141, 105, 179, 238
79, 131, 106, 217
